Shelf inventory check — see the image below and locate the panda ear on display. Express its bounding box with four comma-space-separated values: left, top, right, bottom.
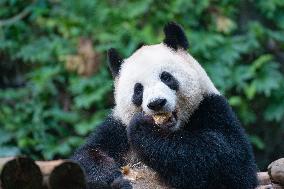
163, 22, 189, 51
107, 48, 123, 77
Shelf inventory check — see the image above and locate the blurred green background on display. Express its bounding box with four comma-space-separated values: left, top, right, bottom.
0, 0, 283, 170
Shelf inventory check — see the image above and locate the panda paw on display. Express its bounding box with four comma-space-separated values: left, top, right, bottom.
111, 177, 132, 189
127, 112, 155, 136
127, 112, 162, 147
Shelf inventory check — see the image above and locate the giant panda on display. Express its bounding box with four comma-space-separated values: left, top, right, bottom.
72, 22, 258, 189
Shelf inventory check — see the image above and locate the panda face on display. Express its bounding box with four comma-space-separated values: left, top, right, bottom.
131, 71, 179, 130
131, 67, 179, 115
110, 23, 219, 130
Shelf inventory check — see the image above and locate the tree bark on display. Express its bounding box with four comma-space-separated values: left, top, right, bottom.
0, 157, 86, 189
0, 157, 43, 189
47, 161, 86, 189
1, 157, 284, 189
257, 172, 271, 185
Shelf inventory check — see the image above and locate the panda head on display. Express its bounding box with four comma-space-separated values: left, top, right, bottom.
109, 22, 219, 131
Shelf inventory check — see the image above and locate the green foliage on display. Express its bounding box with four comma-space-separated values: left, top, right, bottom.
0, 0, 284, 169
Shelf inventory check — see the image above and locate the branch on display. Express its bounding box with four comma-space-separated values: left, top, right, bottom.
0, 3, 35, 27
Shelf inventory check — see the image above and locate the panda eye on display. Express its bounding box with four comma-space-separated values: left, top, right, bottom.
132, 83, 143, 106
160, 71, 179, 91
134, 83, 143, 94
161, 72, 173, 82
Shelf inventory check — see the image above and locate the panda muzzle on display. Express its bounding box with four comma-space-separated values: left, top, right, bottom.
151, 111, 178, 127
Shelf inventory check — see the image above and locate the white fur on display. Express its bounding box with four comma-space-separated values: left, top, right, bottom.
142, 81, 176, 115
113, 44, 219, 127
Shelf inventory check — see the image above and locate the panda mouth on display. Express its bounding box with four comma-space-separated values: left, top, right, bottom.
151, 111, 178, 129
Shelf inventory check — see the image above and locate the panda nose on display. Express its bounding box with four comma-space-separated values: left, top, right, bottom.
147, 98, 167, 111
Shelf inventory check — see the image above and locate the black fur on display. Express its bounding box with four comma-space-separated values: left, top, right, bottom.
163, 22, 189, 50
160, 71, 179, 91
127, 94, 258, 189
107, 48, 123, 77
71, 116, 131, 189
73, 94, 258, 189
132, 83, 143, 106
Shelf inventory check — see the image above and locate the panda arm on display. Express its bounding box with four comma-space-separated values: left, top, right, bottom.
71, 116, 131, 189
128, 95, 258, 189
128, 118, 225, 189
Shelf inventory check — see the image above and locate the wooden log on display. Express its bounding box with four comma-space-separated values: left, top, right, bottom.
272, 183, 284, 189
258, 172, 271, 185
36, 160, 64, 176
48, 161, 86, 189
1, 158, 86, 189
0, 157, 43, 189
256, 183, 284, 189
268, 158, 284, 186
256, 184, 273, 189
0, 157, 14, 172
36, 160, 65, 189
1, 157, 284, 189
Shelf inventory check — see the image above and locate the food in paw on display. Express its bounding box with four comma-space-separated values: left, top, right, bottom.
152, 113, 171, 125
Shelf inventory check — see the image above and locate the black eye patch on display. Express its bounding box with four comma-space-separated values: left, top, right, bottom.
132, 83, 144, 106
160, 71, 179, 91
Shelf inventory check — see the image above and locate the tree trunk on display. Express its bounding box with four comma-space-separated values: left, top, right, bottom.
0, 157, 85, 189
1, 157, 284, 189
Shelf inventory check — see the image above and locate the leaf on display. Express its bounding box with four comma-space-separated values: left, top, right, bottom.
265, 103, 284, 122
44, 109, 80, 124
216, 15, 236, 34
244, 82, 256, 100
250, 54, 273, 74
0, 147, 20, 157
229, 96, 242, 106
250, 135, 265, 150
1, 0, 284, 163
74, 110, 108, 135
0, 130, 13, 144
